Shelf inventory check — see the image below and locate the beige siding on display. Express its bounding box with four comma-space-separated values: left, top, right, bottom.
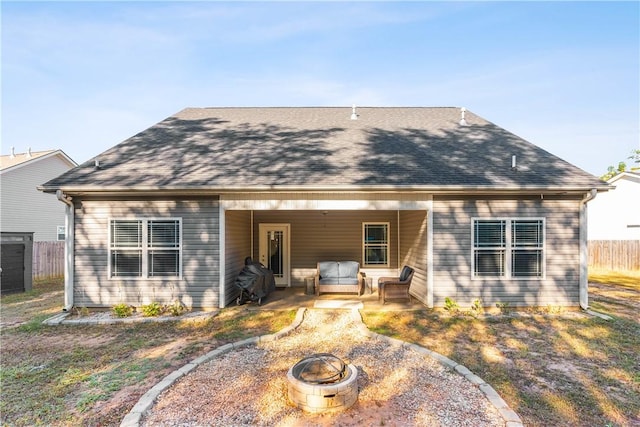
224, 210, 252, 305
73, 198, 219, 308
399, 211, 428, 304
1, 155, 74, 241
251, 211, 399, 286
432, 196, 581, 307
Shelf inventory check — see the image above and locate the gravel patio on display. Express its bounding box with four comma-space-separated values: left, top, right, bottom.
129, 308, 522, 427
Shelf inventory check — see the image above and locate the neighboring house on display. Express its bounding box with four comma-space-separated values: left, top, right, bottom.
587, 171, 640, 240
39, 107, 609, 311
1, 148, 77, 241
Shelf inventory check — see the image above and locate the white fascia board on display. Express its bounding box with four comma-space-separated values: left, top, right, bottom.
38, 185, 609, 197
1, 150, 77, 175
220, 198, 432, 211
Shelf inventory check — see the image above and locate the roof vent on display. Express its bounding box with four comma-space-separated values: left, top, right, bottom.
10, 147, 15, 158
26, 147, 32, 158
350, 104, 358, 120
459, 107, 467, 126
94, 158, 101, 170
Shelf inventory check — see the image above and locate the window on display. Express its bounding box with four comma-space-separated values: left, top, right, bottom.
57, 226, 65, 241
363, 222, 389, 267
109, 218, 181, 278
472, 218, 544, 278
511, 220, 544, 277
473, 220, 506, 277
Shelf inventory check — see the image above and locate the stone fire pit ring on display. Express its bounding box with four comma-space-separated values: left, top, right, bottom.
287, 353, 359, 414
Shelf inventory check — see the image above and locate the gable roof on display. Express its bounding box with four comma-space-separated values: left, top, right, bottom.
1, 149, 77, 174
607, 171, 640, 185
40, 107, 607, 195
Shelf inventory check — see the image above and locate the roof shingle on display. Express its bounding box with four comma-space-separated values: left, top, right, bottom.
41, 107, 607, 193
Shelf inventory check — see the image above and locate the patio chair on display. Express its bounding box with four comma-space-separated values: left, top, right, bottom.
378, 266, 414, 304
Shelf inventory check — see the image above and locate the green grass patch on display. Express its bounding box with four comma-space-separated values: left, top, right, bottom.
589, 268, 640, 290
75, 358, 157, 412
0, 277, 63, 305
14, 313, 54, 333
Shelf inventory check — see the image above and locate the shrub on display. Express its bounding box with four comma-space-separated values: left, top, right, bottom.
444, 297, 459, 313
74, 306, 90, 317
471, 299, 484, 315
496, 301, 511, 314
167, 299, 186, 316
112, 303, 134, 318
141, 302, 164, 317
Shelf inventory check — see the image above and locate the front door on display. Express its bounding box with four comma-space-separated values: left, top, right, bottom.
258, 223, 290, 287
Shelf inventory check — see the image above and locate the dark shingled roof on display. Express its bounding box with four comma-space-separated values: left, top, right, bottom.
41, 107, 607, 193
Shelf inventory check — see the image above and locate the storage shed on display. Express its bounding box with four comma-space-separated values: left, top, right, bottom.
1, 232, 34, 294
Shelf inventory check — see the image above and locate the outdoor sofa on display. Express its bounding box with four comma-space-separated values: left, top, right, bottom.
315, 261, 364, 296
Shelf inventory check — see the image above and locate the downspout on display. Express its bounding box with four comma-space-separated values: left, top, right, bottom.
56, 190, 74, 311
219, 204, 226, 309
250, 210, 254, 257
427, 208, 434, 308
397, 210, 400, 270
579, 189, 597, 310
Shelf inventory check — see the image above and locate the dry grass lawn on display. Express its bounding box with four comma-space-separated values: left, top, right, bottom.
1, 271, 638, 426
364, 269, 639, 427
0, 279, 296, 426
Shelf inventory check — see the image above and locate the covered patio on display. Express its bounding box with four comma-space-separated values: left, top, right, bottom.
234, 285, 426, 311
221, 202, 431, 309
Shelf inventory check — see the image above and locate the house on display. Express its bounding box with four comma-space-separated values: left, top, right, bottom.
39, 107, 609, 311
587, 171, 640, 240
1, 148, 77, 241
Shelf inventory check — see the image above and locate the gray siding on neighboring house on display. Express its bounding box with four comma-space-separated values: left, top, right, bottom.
432, 196, 581, 307
399, 210, 428, 305
251, 210, 400, 286
224, 210, 252, 305
73, 198, 220, 308
1, 155, 73, 241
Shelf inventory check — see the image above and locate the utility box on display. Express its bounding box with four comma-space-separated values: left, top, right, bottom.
1, 232, 34, 294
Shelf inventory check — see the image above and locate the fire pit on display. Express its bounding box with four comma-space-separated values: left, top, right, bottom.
287, 353, 358, 413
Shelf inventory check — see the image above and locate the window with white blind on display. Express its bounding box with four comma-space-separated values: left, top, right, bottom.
363, 222, 389, 267
472, 218, 544, 279
109, 218, 182, 278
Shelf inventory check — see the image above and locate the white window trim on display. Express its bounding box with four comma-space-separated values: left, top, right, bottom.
471, 217, 545, 280
362, 222, 390, 268
108, 217, 183, 280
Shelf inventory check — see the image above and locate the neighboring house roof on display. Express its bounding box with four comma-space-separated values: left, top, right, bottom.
40, 107, 608, 194
607, 171, 640, 185
1, 148, 78, 241
1, 149, 77, 174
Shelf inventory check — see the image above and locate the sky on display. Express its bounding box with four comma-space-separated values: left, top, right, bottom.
2, 1, 638, 177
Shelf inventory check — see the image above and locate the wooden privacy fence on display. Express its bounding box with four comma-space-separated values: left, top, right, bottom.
33, 241, 64, 279
589, 240, 640, 271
